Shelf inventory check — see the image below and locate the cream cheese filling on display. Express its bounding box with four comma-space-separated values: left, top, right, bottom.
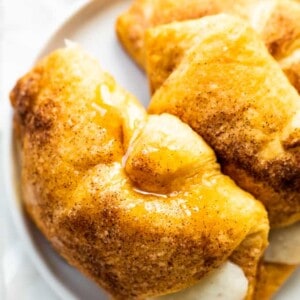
264, 222, 300, 265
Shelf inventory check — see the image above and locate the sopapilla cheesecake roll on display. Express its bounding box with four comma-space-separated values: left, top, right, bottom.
11, 45, 268, 300
147, 15, 300, 299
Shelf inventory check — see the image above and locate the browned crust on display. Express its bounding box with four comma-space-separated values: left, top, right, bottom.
260, 0, 300, 60
281, 54, 300, 92
254, 262, 296, 300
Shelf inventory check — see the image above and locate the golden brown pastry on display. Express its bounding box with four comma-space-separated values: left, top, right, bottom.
254, 263, 296, 300
248, 0, 300, 93
11, 46, 268, 299
116, 0, 254, 67
245, 0, 300, 59
147, 14, 300, 298
116, 0, 300, 92
144, 0, 300, 93
280, 51, 300, 92
148, 13, 300, 228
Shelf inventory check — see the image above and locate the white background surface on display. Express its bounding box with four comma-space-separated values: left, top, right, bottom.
1, 1, 86, 299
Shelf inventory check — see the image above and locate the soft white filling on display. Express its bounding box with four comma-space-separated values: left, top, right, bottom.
153, 261, 248, 300
264, 222, 300, 264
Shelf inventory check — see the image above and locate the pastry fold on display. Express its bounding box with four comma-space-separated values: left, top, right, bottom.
116, 0, 300, 93
11, 46, 268, 299
148, 14, 300, 228
254, 263, 296, 300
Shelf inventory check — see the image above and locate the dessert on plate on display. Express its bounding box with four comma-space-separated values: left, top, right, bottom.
11, 46, 268, 299
9, 1, 300, 299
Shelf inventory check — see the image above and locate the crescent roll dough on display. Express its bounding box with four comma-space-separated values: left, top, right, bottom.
254, 262, 296, 300
148, 14, 300, 228
11, 46, 268, 299
116, 0, 300, 93
147, 15, 300, 298
116, 0, 254, 67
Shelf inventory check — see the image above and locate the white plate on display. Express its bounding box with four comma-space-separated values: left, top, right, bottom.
3, 0, 300, 299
